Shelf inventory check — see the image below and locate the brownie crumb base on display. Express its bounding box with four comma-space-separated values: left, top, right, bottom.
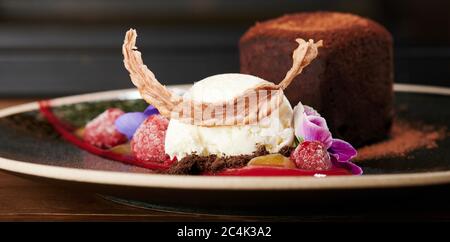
278, 146, 294, 157
168, 145, 293, 175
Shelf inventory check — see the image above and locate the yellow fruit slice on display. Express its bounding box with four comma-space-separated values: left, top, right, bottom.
248, 154, 296, 169
109, 143, 132, 155
74, 127, 85, 138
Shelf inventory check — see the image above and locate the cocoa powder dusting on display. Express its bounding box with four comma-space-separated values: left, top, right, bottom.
355, 120, 447, 161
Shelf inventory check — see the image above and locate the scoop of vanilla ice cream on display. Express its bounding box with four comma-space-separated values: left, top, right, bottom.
164, 73, 294, 159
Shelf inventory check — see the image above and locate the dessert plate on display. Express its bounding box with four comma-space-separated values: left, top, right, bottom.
0, 84, 449, 213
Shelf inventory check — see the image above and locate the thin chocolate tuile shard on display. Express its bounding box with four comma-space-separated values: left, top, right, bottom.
122, 29, 182, 118
122, 29, 322, 126
258, 39, 323, 90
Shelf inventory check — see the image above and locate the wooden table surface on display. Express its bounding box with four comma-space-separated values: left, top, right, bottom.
1, 99, 449, 222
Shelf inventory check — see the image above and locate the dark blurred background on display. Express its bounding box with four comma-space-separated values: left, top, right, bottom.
0, 0, 448, 97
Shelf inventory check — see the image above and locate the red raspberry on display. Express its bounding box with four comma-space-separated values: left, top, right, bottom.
290, 141, 332, 171
131, 115, 170, 163
83, 108, 127, 149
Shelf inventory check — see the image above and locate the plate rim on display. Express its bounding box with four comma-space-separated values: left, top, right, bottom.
0, 83, 449, 190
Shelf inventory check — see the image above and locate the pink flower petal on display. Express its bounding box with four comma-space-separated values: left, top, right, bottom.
331, 156, 363, 175
298, 115, 332, 148
304, 105, 321, 117
329, 138, 357, 161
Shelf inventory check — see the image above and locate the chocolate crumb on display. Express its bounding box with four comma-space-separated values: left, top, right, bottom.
210, 155, 253, 172
168, 145, 288, 175
254, 145, 270, 156
168, 154, 217, 175
279, 146, 294, 157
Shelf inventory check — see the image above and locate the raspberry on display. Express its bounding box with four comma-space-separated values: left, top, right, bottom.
290, 141, 332, 171
83, 108, 127, 149
131, 115, 170, 163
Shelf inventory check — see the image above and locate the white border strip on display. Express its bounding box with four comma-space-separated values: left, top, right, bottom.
394, 83, 450, 95
1, 155, 449, 190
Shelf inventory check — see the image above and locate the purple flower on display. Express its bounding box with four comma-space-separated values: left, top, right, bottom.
115, 105, 159, 139
298, 115, 333, 148
329, 139, 357, 161
293, 103, 362, 175
294, 103, 331, 148
329, 139, 362, 175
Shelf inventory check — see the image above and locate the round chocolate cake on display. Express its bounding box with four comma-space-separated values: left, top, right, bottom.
239, 12, 394, 147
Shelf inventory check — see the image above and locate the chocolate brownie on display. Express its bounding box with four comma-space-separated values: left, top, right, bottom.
240, 12, 394, 146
